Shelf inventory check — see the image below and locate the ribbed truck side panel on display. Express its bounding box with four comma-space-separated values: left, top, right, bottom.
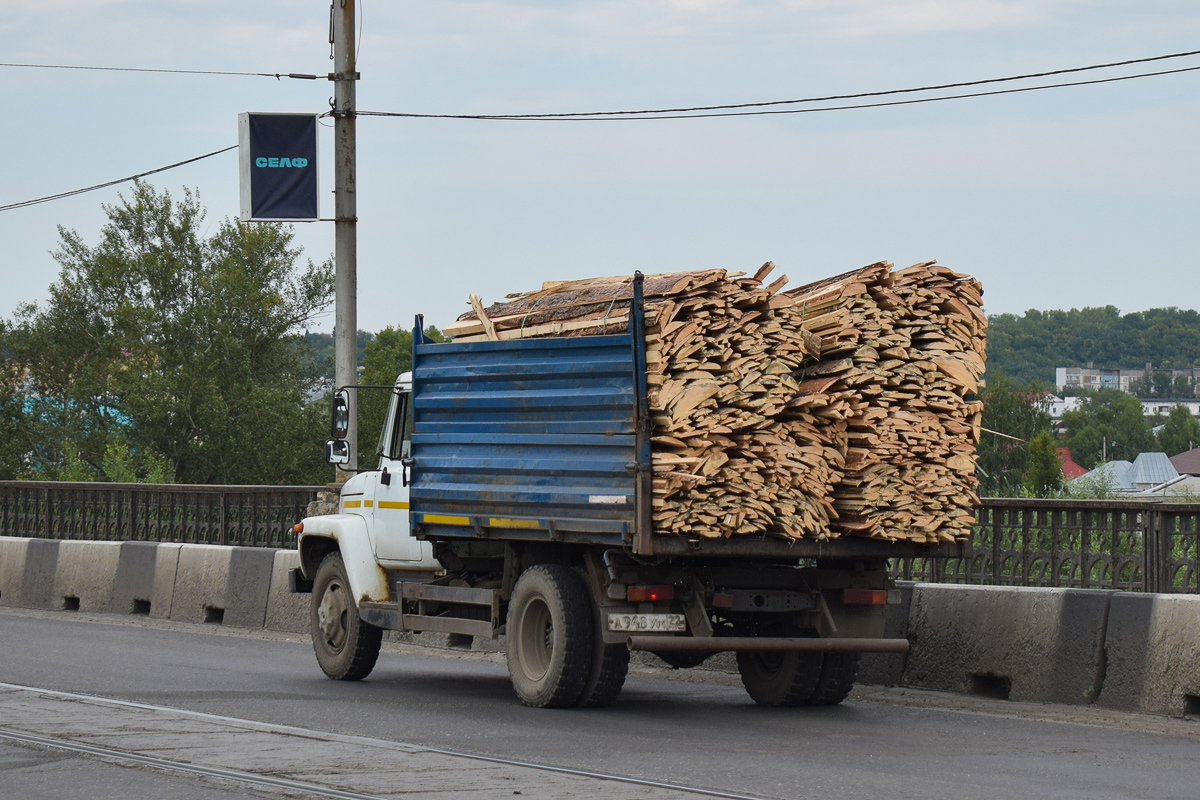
409, 333, 642, 541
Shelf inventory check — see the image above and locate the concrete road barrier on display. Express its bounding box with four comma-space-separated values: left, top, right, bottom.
265, 550, 309, 634
161, 544, 232, 624
0, 538, 60, 609
51, 541, 123, 613
111, 542, 160, 615
149, 543, 182, 620
224, 547, 277, 628
0, 537, 31, 606
902, 583, 1113, 705
166, 544, 277, 628
1099, 592, 1200, 717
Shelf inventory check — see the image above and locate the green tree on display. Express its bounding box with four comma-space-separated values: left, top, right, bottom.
976, 371, 1052, 496
1061, 389, 1155, 469
0, 327, 31, 480
986, 306, 1200, 387
1024, 432, 1064, 497
357, 325, 444, 469
8, 182, 333, 484
298, 329, 375, 382
1157, 404, 1200, 457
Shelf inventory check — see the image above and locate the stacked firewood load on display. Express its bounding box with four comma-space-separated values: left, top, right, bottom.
443, 260, 985, 543
773, 262, 985, 542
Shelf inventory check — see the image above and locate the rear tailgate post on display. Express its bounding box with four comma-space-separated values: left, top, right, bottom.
630, 271, 654, 556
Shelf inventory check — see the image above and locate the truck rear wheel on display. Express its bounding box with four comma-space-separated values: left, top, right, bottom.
736, 650, 825, 707
809, 652, 860, 706
576, 593, 629, 708
506, 565, 594, 708
311, 552, 382, 681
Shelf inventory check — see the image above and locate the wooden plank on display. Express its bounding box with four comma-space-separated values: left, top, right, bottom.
469, 294, 499, 341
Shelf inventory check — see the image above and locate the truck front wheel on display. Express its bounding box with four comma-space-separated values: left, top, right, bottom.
311, 552, 382, 681
506, 565, 594, 708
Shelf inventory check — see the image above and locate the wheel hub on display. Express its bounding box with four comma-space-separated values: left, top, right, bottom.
515, 597, 553, 681
317, 581, 349, 650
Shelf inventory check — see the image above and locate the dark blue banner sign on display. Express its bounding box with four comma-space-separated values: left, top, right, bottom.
238, 113, 319, 221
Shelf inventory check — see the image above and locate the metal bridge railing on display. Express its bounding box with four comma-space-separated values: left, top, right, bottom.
894, 498, 1200, 594
0, 481, 323, 549
4, 484, 1198, 592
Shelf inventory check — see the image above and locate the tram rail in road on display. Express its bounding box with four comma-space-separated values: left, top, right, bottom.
0, 682, 768, 800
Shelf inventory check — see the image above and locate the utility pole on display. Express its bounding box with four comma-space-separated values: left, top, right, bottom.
331, 0, 358, 473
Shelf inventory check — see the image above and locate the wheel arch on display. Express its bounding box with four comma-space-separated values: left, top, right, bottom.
298, 514, 391, 604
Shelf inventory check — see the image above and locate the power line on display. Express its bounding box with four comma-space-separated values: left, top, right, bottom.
0, 146, 237, 212
362, 63, 1200, 121
0, 62, 320, 80
514, 46, 1200, 117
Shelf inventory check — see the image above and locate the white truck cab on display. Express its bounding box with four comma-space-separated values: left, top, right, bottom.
334, 374, 436, 566
296, 374, 440, 611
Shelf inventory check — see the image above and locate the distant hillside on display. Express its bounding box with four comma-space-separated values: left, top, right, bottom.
985, 306, 1200, 387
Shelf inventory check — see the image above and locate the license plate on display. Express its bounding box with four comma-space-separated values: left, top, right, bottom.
607, 613, 687, 633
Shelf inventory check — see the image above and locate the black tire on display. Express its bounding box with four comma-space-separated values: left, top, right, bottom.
651, 650, 711, 670
576, 593, 629, 708
506, 565, 594, 708
736, 649, 825, 707
809, 652, 860, 706
311, 552, 382, 681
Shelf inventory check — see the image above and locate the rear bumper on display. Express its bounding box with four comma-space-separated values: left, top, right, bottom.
628, 636, 909, 654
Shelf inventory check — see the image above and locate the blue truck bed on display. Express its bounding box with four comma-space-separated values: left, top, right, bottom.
409, 274, 964, 561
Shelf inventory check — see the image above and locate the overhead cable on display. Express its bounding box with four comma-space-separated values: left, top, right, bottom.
0, 62, 320, 79
0, 146, 237, 212
361, 63, 1200, 121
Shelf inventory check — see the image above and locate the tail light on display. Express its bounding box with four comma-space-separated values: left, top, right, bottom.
626, 585, 674, 602
843, 589, 888, 605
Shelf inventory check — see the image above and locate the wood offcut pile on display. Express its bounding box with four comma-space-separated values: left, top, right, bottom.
444, 261, 985, 543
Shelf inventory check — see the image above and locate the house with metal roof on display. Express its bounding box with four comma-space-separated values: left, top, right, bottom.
1068, 459, 1134, 493
1067, 452, 1181, 494
1129, 452, 1180, 490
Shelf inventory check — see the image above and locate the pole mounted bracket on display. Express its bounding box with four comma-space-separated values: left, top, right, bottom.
326, 98, 357, 118
327, 72, 361, 81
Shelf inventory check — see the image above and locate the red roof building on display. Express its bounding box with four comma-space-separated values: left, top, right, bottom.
1058, 447, 1088, 481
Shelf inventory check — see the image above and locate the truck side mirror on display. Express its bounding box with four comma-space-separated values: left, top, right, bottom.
331, 389, 350, 440
326, 439, 349, 466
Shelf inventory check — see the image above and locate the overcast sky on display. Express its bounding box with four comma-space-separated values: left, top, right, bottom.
2, 1, 1198, 334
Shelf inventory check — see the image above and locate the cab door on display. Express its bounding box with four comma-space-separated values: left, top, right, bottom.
369, 387, 420, 562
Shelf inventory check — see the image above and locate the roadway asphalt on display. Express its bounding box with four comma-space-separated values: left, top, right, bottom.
2, 607, 1199, 800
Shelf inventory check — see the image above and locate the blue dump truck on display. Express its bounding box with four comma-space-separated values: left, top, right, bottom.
292, 274, 964, 708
